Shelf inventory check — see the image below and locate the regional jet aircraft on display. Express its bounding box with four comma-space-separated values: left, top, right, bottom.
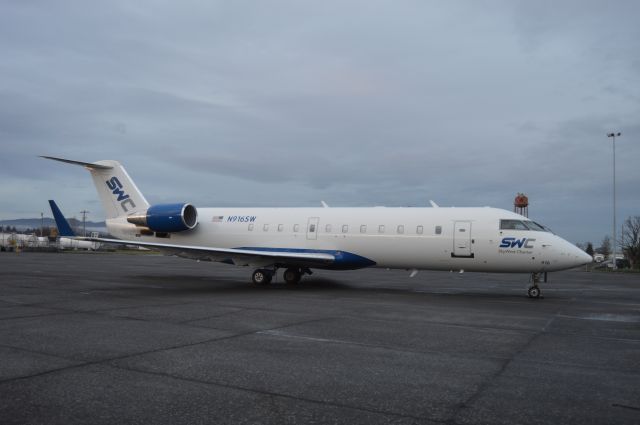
43, 156, 592, 298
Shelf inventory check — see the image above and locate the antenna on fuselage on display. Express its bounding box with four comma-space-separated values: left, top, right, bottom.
429, 200, 439, 208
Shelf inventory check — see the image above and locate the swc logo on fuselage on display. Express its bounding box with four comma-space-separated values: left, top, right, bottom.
499, 237, 536, 249
106, 177, 136, 212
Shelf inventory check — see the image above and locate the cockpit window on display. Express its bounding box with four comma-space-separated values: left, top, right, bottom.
501, 219, 552, 232
524, 221, 546, 231
530, 221, 553, 233
500, 219, 530, 230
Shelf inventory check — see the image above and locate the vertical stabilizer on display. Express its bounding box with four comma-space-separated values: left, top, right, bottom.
48, 200, 75, 237
88, 160, 150, 219
42, 156, 150, 219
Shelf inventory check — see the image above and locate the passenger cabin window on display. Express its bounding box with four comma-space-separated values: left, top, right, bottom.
342, 225, 349, 233
417, 225, 424, 235
277, 224, 283, 232
500, 219, 530, 231
309, 224, 316, 232
360, 225, 367, 233
293, 224, 300, 232
248, 223, 254, 231
397, 225, 404, 234
263, 224, 269, 231
435, 225, 442, 235
325, 224, 332, 233
379, 225, 385, 233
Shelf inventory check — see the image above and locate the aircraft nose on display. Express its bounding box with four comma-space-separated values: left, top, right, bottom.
571, 246, 593, 267
546, 236, 594, 270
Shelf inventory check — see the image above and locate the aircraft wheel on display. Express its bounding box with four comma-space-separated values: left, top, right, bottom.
252, 269, 272, 285
283, 268, 302, 285
527, 285, 541, 298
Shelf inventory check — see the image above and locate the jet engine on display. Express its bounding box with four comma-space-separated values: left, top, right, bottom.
127, 203, 198, 232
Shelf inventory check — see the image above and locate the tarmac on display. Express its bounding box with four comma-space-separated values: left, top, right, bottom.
0, 252, 638, 425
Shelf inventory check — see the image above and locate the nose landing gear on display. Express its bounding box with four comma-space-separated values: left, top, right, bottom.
527, 272, 544, 298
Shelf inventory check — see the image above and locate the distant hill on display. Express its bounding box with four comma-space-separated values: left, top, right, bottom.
0, 217, 106, 232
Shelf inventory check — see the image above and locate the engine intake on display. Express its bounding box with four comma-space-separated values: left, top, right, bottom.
127, 203, 198, 233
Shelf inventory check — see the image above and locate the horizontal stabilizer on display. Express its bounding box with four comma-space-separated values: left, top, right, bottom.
40, 156, 113, 170
48, 200, 75, 237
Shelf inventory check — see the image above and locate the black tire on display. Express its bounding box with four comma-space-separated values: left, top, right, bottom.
528, 285, 541, 298
252, 269, 272, 285
283, 268, 302, 285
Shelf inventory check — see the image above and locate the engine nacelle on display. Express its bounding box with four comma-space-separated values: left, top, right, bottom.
127, 203, 198, 233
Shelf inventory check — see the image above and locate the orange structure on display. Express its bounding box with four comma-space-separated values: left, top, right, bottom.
514, 193, 529, 217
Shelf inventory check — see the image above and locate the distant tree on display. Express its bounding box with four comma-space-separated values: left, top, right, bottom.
620, 216, 640, 270
585, 242, 594, 257
600, 236, 611, 259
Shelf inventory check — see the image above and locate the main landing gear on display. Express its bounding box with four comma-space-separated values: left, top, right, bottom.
283, 268, 302, 285
527, 272, 547, 298
251, 269, 273, 285
251, 267, 311, 286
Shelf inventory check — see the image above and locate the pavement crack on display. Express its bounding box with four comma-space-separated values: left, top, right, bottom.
0, 343, 83, 364
107, 363, 437, 423
0, 318, 331, 386
611, 403, 640, 411
448, 327, 546, 422
176, 308, 247, 324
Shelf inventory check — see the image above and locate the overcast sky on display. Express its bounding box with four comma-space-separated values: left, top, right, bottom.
1, 0, 638, 244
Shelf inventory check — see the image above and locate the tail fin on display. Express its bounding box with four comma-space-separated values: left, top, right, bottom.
42, 156, 150, 219
48, 200, 75, 237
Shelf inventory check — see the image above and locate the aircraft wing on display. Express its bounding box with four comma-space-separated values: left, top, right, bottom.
81, 236, 336, 267
48, 199, 336, 267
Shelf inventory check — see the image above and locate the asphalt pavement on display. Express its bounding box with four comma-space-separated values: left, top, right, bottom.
0, 252, 638, 424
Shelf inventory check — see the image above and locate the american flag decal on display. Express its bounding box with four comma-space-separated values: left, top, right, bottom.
212, 216, 224, 222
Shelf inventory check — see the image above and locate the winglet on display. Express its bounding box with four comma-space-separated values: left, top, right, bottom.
48, 200, 75, 237
429, 200, 439, 208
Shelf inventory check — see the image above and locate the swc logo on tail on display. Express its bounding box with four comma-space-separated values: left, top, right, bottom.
500, 237, 536, 249
106, 177, 137, 212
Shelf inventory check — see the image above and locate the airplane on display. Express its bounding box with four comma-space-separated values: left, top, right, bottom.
42, 156, 592, 298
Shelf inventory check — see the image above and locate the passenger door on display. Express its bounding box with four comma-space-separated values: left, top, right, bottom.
306, 217, 319, 240
452, 221, 473, 258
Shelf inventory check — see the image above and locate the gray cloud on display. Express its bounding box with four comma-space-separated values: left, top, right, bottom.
1, 0, 639, 244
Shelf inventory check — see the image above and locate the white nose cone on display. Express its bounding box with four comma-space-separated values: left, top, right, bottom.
581, 250, 593, 265
569, 244, 593, 268
549, 236, 594, 270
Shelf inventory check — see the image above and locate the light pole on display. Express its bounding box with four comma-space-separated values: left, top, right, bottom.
607, 132, 621, 270
80, 210, 90, 237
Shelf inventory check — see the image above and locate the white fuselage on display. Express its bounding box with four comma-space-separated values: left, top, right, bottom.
106, 206, 590, 273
